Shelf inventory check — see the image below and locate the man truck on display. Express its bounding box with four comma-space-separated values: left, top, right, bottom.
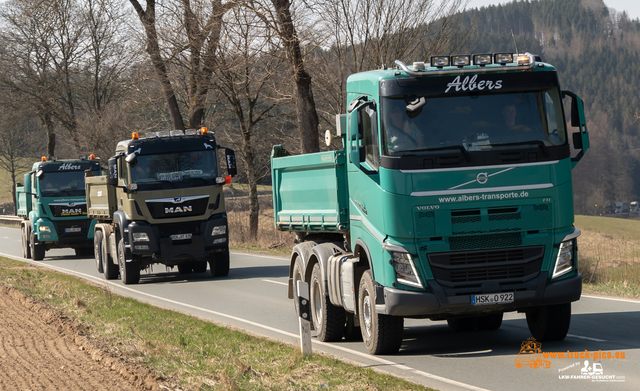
17, 156, 102, 260
272, 52, 589, 354
85, 128, 236, 284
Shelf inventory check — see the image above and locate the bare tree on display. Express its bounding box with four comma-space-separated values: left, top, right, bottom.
211, 6, 284, 239
129, 0, 237, 130
309, 0, 471, 130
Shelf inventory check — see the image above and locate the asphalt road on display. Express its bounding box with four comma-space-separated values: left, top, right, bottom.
1, 226, 638, 391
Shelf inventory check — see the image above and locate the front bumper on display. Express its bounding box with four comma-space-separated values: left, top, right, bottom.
378, 272, 582, 317
126, 214, 229, 263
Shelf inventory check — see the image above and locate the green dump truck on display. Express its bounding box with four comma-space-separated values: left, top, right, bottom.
17, 156, 102, 260
272, 53, 589, 354
86, 128, 237, 284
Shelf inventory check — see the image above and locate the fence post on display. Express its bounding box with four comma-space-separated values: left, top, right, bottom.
297, 280, 312, 357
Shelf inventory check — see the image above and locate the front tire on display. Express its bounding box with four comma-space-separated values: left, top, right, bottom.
22, 225, 31, 259
310, 263, 345, 342
209, 250, 230, 277
94, 231, 104, 273
358, 270, 403, 354
526, 303, 571, 341
30, 233, 45, 261
118, 238, 140, 285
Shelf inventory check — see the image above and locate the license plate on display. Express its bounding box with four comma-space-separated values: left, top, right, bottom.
65, 227, 81, 233
472, 292, 514, 305
170, 233, 192, 240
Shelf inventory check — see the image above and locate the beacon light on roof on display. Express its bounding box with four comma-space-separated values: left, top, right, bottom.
132, 132, 139, 140
451, 55, 471, 67
494, 53, 514, 65
200, 127, 208, 135
430, 56, 450, 68
473, 54, 492, 66
41, 156, 47, 162
89, 154, 96, 160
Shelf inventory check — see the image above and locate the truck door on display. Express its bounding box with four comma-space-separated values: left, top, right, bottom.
347, 98, 385, 277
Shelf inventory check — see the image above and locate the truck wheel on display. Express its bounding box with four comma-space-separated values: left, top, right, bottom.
103, 242, 119, 280
192, 261, 207, 273
30, 233, 45, 261
526, 303, 571, 341
310, 263, 345, 342
209, 250, 230, 277
22, 225, 31, 259
477, 313, 503, 331
94, 231, 104, 273
447, 317, 478, 332
177, 262, 192, 274
358, 270, 403, 354
118, 239, 140, 284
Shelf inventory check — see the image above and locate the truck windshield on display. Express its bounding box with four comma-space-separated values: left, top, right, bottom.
130, 150, 217, 190
381, 89, 566, 156
39, 171, 86, 197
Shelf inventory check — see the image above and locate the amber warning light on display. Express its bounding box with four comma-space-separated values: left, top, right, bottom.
41, 156, 47, 162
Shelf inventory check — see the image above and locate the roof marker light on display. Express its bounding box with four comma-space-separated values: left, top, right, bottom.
451, 55, 471, 67
494, 53, 514, 65
517, 52, 535, 66
473, 54, 492, 66
430, 56, 450, 68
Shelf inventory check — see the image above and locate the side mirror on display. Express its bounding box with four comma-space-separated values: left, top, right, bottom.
35, 170, 44, 180
572, 132, 583, 150
225, 148, 237, 177
107, 157, 118, 186
125, 152, 137, 166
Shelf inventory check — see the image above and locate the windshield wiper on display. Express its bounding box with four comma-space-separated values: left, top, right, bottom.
402, 145, 471, 162
490, 140, 549, 156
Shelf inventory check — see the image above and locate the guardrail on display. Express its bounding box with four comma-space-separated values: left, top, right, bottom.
0, 216, 22, 227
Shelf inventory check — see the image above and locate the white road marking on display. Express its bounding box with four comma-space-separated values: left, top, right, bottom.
583, 294, 640, 304
0, 250, 489, 391
567, 334, 606, 342
262, 279, 288, 286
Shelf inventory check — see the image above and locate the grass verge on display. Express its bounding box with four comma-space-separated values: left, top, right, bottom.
0, 256, 430, 391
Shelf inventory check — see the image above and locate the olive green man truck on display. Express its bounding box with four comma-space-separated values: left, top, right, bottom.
86, 128, 237, 284
272, 53, 589, 354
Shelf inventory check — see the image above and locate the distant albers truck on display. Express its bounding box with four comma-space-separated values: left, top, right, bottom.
272, 52, 589, 354
86, 128, 236, 284
17, 156, 102, 260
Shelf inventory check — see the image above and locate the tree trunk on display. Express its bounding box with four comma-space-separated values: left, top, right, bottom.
130, 0, 185, 130
42, 112, 56, 157
271, 0, 320, 153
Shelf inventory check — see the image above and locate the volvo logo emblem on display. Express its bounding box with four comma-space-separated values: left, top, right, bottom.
476, 172, 489, 185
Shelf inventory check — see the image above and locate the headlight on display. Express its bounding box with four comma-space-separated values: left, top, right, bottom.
211, 225, 226, 236
552, 229, 580, 279
38, 226, 51, 232
132, 232, 150, 242
391, 251, 423, 288
213, 238, 227, 244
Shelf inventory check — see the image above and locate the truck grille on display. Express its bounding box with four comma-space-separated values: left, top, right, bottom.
52, 220, 91, 241
145, 196, 209, 219
428, 246, 544, 287
414, 204, 552, 238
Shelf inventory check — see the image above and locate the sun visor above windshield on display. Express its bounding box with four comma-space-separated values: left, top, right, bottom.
380, 71, 560, 97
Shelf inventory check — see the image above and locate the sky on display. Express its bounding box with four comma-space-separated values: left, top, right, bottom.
465, 0, 640, 20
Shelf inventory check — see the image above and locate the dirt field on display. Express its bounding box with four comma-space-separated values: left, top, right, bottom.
0, 284, 173, 391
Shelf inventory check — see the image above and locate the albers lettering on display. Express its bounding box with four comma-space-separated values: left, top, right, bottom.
164, 206, 192, 214
58, 163, 82, 171
445, 75, 503, 93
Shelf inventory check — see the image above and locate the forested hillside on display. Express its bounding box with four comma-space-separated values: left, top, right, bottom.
464, 0, 640, 214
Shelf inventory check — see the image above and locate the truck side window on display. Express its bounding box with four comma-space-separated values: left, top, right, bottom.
361, 104, 379, 169
118, 158, 128, 185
